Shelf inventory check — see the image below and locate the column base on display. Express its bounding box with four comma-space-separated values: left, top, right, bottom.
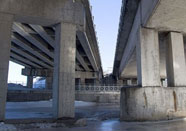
120, 86, 186, 121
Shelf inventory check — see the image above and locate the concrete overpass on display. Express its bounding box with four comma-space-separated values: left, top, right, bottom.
0, 0, 103, 121
113, 0, 186, 121
113, 0, 186, 86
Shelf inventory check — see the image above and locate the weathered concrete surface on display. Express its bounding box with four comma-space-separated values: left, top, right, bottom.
27, 76, 33, 88
120, 87, 186, 121
0, 13, 13, 121
53, 22, 76, 119
0, 0, 85, 26
166, 32, 186, 87
146, 0, 186, 33
7, 90, 52, 102
137, 28, 160, 87
75, 92, 120, 103
6, 88, 119, 103
113, 0, 186, 80
45, 77, 53, 89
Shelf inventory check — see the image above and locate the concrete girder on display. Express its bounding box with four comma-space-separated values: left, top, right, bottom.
118, 4, 141, 78
76, 51, 91, 71
75, 71, 98, 79
76, 64, 84, 71
11, 46, 52, 69
29, 24, 55, 47
77, 31, 98, 71
22, 67, 98, 79
22, 68, 53, 77
81, 0, 102, 70
113, 0, 140, 76
10, 52, 42, 68
12, 24, 91, 71
10, 58, 31, 68
13, 23, 54, 58
12, 35, 54, 66
120, 52, 137, 79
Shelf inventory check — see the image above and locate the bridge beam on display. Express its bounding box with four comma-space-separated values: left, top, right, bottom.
77, 31, 98, 71
12, 35, 54, 66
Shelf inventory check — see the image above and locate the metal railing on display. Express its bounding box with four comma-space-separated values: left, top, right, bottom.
75, 85, 123, 92
8, 82, 124, 92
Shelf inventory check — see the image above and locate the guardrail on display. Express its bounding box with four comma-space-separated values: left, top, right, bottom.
75, 85, 123, 92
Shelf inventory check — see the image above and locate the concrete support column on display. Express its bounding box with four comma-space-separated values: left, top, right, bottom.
127, 79, 132, 86
0, 13, 13, 121
166, 32, 186, 87
81, 78, 85, 85
123, 79, 127, 86
27, 76, 33, 88
131, 78, 137, 85
53, 22, 76, 118
117, 80, 123, 85
136, 28, 160, 87
45, 77, 53, 89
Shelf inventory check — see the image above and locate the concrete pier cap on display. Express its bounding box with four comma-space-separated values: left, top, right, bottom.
0, 0, 86, 28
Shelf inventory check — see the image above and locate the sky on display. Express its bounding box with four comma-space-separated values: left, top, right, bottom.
8, 0, 122, 83
90, 0, 122, 74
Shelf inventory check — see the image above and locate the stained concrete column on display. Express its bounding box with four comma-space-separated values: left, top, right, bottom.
166, 32, 186, 87
131, 78, 137, 85
0, 13, 13, 121
53, 22, 76, 118
136, 28, 161, 87
81, 78, 85, 85
123, 79, 127, 86
117, 80, 123, 85
127, 79, 132, 86
45, 77, 53, 89
27, 76, 33, 88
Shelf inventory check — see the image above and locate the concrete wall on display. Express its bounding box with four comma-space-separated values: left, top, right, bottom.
120, 87, 186, 121
7, 90, 120, 103
7, 90, 52, 102
76, 92, 120, 103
